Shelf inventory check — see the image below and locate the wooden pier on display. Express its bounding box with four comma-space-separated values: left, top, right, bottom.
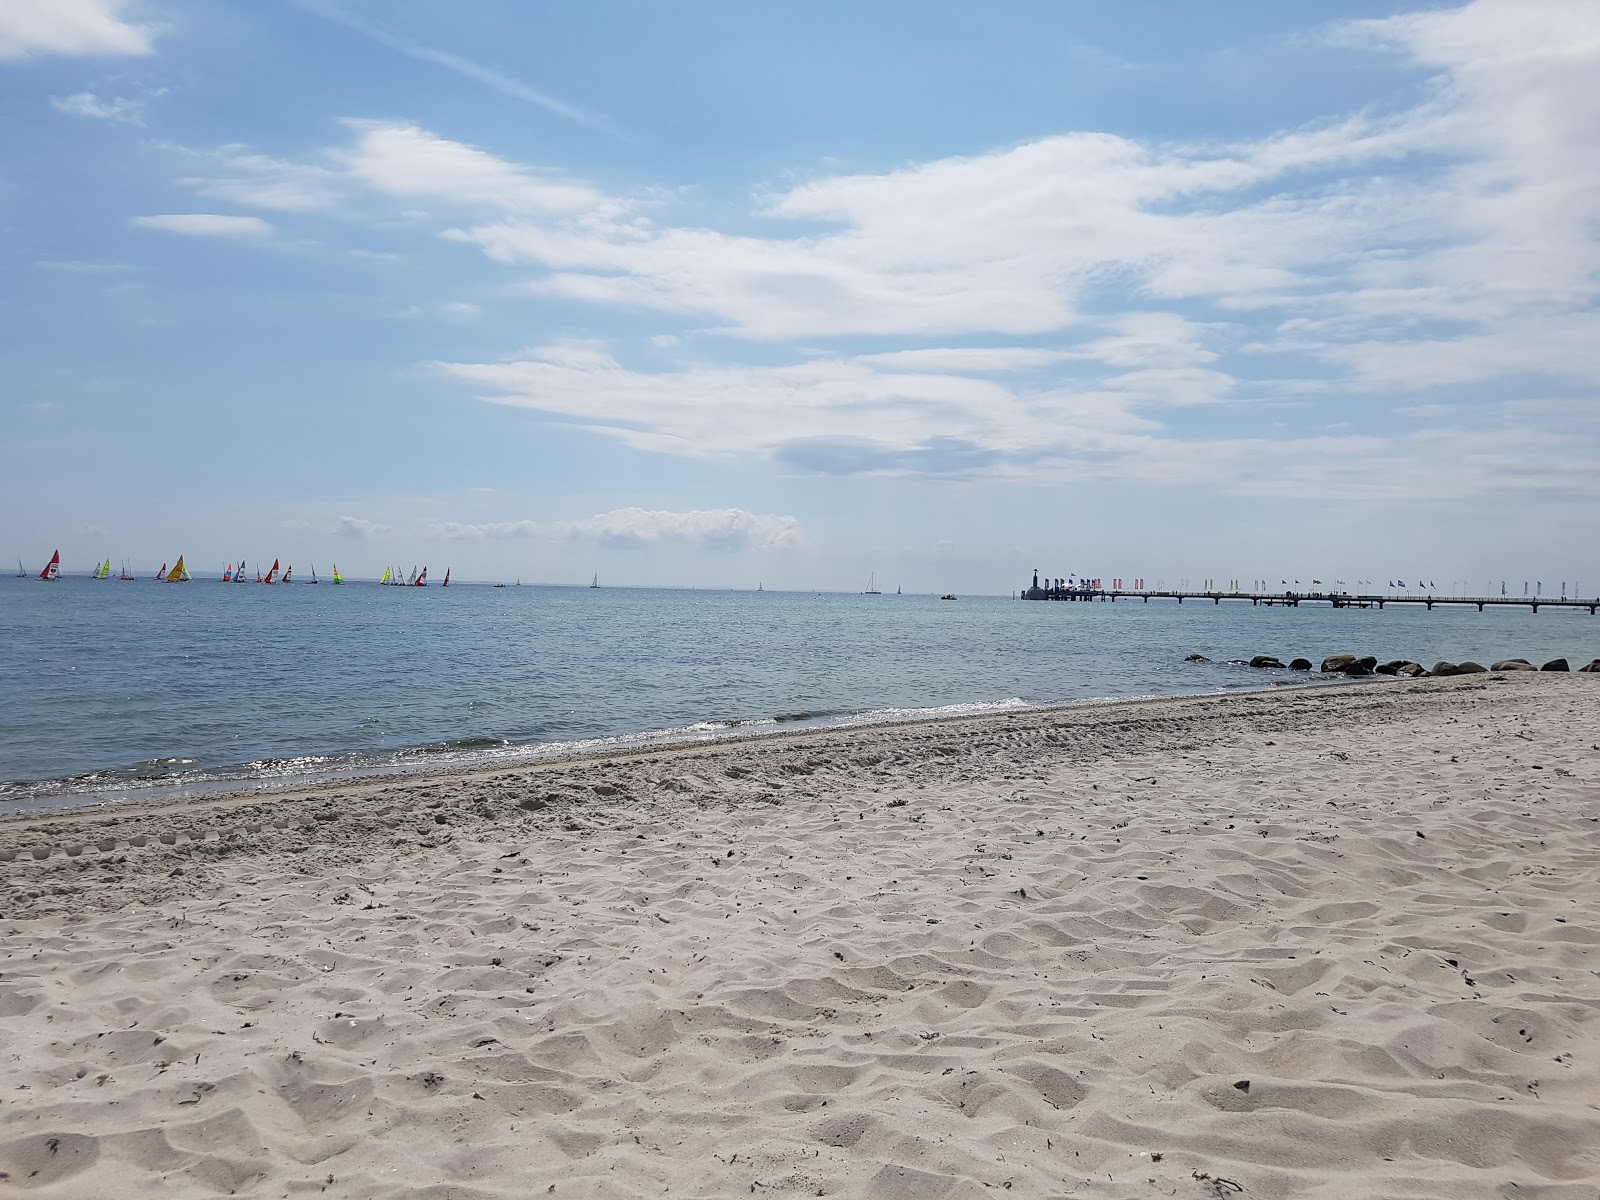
1020, 585, 1598, 614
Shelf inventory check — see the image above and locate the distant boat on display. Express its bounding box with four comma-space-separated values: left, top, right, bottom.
940, 594, 957, 601
282, 565, 294, 584
757, 582, 763, 592
261, 558, 280, 585
233, 559, 247, 583
590, 573, 599, 588
307, 565, 319, 585
119, 560, 135, 581
16, 557, 26, 578
493, 582, 506, 588
222, 562, 233, 582
38, 550, 61, 581
406, 565, 418, 586
414, 566, 428, 587
896, 584, 901, 595
441, 568, 450, 588
863, 573, 881, 595
331, 564, 344, 585
95, 558, 111, 579
165, 556, 190, 583
155, 562, 167, 581
379, 566, 392, 586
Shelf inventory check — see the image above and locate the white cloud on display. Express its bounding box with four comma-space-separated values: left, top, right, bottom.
130, 213, 275, 239
180, 150, 342, 212
438, 508, 805, 551
435, 339, 1157, 475
335, 515, 392, 537
50, 91, 143, 125
0, 0, 155, 60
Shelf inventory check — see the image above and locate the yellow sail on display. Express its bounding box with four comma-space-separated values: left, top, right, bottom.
166, 555, 188, 583
331, 564, 344, 584
96, 558, 110, 579
379, 566, 391, 585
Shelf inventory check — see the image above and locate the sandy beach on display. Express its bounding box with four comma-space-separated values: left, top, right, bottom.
2, 672, 1597, 1199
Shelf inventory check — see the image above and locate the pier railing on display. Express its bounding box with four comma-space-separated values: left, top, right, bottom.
1020, 588, 1598, 614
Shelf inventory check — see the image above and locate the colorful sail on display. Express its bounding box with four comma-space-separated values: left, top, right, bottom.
262, 558, 279, 584
282, 565, 293, 584
332, 564, 344, 584
441, 568, 449, 588
96, 558, 111, 579
415, 566, 428, 586
166, 556, 189, 583
379, 566, 391, 585
39, 550, 60, 581
156, 563, 167, 581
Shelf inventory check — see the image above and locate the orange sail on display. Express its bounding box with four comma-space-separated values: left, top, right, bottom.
165, 556, 190, 583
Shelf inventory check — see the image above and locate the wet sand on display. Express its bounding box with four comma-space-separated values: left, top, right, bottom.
2, 672, 1597, 1198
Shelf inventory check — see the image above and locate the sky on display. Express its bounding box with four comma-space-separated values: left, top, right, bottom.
2, 0, 1598, 593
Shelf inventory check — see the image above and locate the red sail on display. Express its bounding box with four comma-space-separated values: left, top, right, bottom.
39, 550, 60, 581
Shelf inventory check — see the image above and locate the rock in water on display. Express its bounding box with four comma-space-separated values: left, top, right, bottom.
1289, 659, 1312, 671
1541, 658, 1570, 672
1250, 655, 1285, 669
1321, 654, 1357, 673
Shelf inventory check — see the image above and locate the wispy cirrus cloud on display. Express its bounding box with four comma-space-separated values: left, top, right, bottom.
0, 0, 156, 60
437, 508, 805, 551
130, 213, 275, 239
50, 90, 144, 125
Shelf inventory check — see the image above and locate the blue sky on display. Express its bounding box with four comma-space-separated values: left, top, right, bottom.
3, 0, 1598, 593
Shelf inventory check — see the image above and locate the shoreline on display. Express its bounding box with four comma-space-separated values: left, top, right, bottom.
2, 672, 1597, 1198
2, 670, 1372, 818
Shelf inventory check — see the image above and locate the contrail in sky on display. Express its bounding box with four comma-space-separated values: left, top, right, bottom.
290, 0, 624, 138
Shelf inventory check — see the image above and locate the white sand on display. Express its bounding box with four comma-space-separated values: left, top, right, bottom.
2, 672, 1598, 1199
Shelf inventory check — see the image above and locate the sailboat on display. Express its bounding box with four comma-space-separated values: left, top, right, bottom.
38, 550, 61, 581
155, 563, 167, 581
757, 582, 763, 592
331, 564, 344, 585
233, 560, 247, 583
441, 568, 450, 588
165, 556, 190, 583
896, 584, 901, 595
406, 566, 418, 586
222, 563, 233, 582
119, 560, 135, 581
307, 565, 319, 585
282, 565, 293, 584
94, 558, 111, 579
414, 566, 428, 587
589, 573, 599, 589
261, 559, 280, 585
863, 573, 881, 595
379, 566, 392, 586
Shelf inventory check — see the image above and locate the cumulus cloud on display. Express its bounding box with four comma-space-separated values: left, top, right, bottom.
0, 0, 155, 60
50, 91, 144, 125
130, 213, 275, 238
335, 515, 392, 537
437, 508, 805, 551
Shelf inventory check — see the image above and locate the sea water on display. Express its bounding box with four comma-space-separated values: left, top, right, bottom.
1, 575, 1595, 811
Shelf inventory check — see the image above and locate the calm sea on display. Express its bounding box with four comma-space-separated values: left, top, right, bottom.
2, 574, 1595, 812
